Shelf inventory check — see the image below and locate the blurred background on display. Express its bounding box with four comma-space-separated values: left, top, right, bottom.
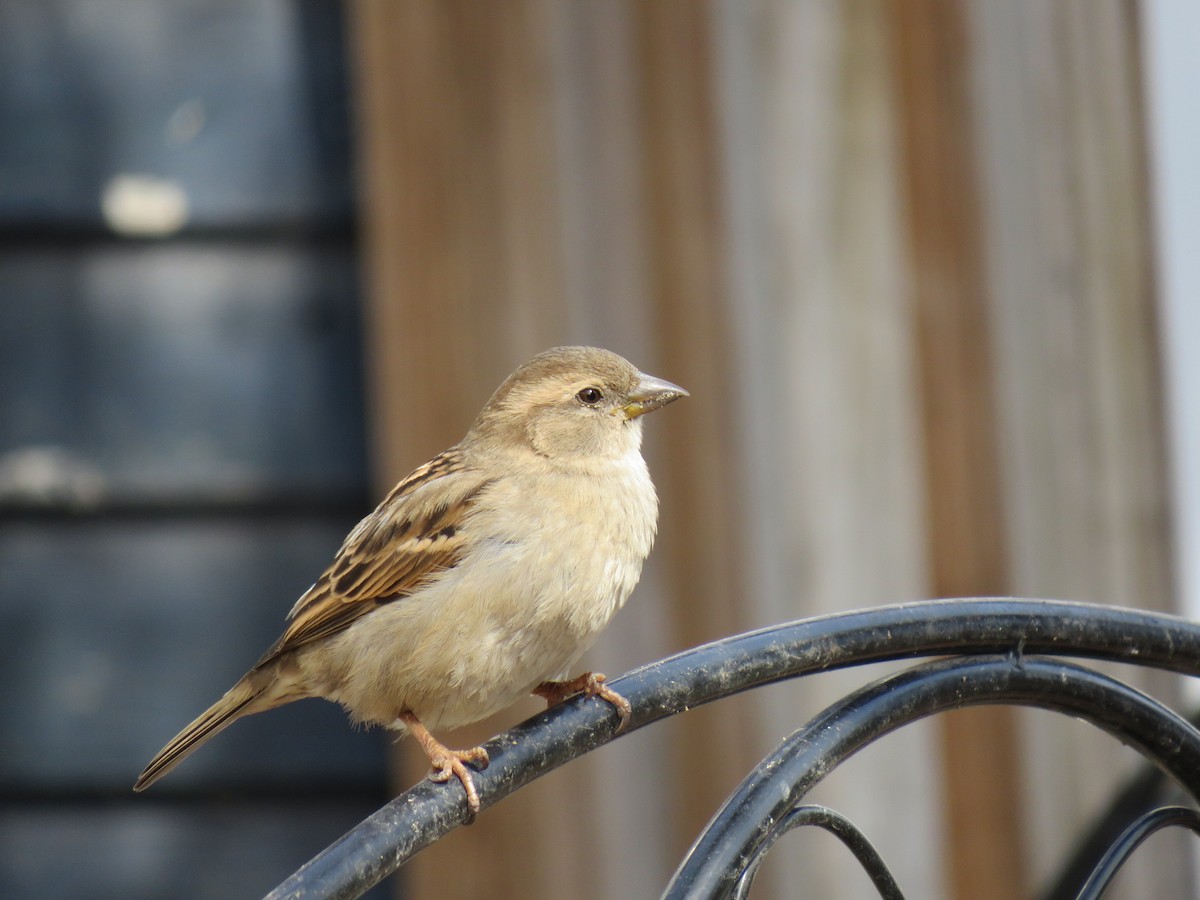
1, 1, 1198, 898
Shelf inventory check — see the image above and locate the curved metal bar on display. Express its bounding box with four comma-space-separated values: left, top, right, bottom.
1041, 746, 1189, 900
1074, 806, 1200, 900
267, 600, 1200, 899
662, 656, 1200, 900
731, 805, 905, 900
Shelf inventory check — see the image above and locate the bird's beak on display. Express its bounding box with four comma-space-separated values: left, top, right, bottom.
621, 372, 689, 419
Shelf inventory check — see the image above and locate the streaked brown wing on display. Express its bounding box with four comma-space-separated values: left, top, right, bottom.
254, 449, 492, 667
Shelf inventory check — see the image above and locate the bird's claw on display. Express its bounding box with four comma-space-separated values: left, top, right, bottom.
535, 671, 631, 733
427, 746, 490, 817
589, 675, 632, 732
400, 710, 490, 819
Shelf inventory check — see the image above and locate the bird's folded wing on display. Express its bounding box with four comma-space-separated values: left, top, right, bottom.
255, 449, 493, 666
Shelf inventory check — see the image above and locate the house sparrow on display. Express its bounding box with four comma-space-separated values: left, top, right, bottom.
134, 346, 686, 814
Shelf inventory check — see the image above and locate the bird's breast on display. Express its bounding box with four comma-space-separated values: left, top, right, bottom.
471, 457, 658, 639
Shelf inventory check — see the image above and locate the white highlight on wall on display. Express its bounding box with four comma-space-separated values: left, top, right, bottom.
101, 173, 189, 236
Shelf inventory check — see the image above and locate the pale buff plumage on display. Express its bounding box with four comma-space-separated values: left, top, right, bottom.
134, 346, 686, 813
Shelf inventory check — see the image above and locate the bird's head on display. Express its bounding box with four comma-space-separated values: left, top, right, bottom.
470, 346, 688, 464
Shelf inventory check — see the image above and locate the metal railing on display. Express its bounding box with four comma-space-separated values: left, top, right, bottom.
265, 598, 1200, 899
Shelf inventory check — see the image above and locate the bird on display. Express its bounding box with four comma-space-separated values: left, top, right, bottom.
134, 346, 687, 815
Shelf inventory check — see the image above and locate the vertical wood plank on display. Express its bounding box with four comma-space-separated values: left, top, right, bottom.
968, 2, 1186, 895
887, 4, 1028, 897
712, 1, 945, 896
629, 0, 760, 843
549, 9, 685, 895
353, 0, 569, 480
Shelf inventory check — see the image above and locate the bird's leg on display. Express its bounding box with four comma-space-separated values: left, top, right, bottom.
399, 711, 490, 816
533, 671, 631, 732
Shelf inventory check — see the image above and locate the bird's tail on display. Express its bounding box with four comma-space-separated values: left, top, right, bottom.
134, 668, 294, 791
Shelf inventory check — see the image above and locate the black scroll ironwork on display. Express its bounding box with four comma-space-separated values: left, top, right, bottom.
265, 599, 1200, 899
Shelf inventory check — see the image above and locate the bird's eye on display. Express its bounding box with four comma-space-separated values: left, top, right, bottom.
576, 387, 604, 405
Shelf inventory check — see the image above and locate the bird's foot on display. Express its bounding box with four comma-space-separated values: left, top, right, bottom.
399, 711, 490, 818
533, 671, 631, 732
426, 746, 490, 816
